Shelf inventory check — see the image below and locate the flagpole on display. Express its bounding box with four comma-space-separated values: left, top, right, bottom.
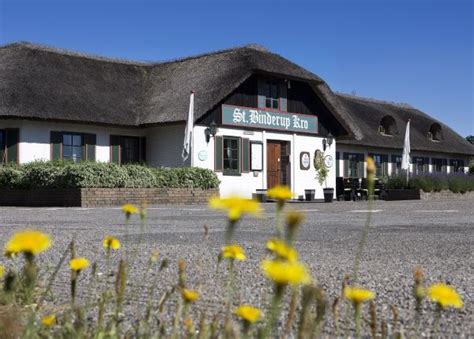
190, 91, 194, 168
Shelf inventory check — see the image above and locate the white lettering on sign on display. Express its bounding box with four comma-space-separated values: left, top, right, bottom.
234, 108, 310, 130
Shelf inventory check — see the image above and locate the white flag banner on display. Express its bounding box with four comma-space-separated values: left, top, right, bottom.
182, 91, 194, 162
401, 120, 411, 171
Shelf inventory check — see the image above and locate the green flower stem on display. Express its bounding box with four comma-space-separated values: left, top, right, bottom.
354, 302, 362, 339
171, 300, 184, 339
261, 284, 285, 338
225, 259, 236, 316
225, 220, 237, 245
275, 203, 284, 238
23, 253, 37, 304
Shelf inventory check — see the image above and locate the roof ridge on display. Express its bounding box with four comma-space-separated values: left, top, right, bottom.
336, 92, 414, 109
148, 43, 269, 66
0, 41, 151, 66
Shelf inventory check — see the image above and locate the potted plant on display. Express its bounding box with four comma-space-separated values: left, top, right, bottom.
314, 150, 334, 202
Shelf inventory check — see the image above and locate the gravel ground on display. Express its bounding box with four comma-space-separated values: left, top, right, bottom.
0, 199, 472, 337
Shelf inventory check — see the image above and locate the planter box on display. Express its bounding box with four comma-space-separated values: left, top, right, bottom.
381, 189, 420, 201
0, 188, 219, 207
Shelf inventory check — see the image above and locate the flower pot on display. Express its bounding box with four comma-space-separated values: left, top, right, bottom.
255, 189, 267, 203
323, 188, 334, 203
304, 189, 315, 202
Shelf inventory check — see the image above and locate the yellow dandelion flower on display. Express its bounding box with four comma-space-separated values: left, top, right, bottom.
69, 257, 90, 271
5, 230, 52, 256
261, 259, 311, 286
267, 185, 293, 201
221, 244, 246, 261
209, 195, 262, 221
0, 265, 4, 278
103, 236, 121, 250
122, 203, 139, 216
42, 314, 56, 327
427, 283, 463, 309
366, 157, 375, 176
181, 288, 200, 303
344, 287, 375, 304
286, 210, 305, 228
235, 305, 262, 323
266, 239, 298, 262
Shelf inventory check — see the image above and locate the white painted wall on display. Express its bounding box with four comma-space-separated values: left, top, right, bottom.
1, 120, 145, 164
192, 125, 335, 199
146, 124, 189, 167
336, 144, 470, 176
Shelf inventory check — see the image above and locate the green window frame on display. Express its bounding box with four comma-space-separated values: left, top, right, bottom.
51, 131, 96, 162
223, 136, 241, 176
369, 153, 388, 178
110, 135, 146, 165
62, 132, 83, 162
264, 80, 280, 110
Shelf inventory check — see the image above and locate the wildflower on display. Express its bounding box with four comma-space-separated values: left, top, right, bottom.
267, 185, 293, 201
221, 244, 246, 261
366, 157, 375, 176
181, 288, 200, 303
103, 236, 121, 250
209, 195, 261, 221
0, 265, 4, 278
261, 259, 311, 286
427, 283, 463, 309
5, 230, 51, 256
235, 305, 262, 323
41, 314, 56, 327
150, 250, 160, 263
266, 239, 298, 262
344, 287, 375, 304
69, 257, 90, 271
286, 210, 305, 232
122, 203, 138, 217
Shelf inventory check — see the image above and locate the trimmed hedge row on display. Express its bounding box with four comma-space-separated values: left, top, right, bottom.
0, 161, 220, 189
385, 173, 474, 193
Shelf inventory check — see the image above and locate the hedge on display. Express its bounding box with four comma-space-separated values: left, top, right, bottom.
385, 173, 474, 193
0, 161, 220, 189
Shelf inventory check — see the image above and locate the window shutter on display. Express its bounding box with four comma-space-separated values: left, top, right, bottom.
140, 137, 147, 164
336, 152, 340, 177
343, 153, 349, 177
5, 128, 19, 164
50, 131, 62, 161
214, 136, 223, 172
381, 155, 388, 176
279, 82, 287, 112
241, 138, 250, 173
83, 133, 96, 161
257, 78, 266, 108
110, 135, 121, 164
442, 159, 447, 173
358, 154, 365, 178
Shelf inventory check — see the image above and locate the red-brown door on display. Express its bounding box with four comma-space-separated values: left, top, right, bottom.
267, 141, 281, 189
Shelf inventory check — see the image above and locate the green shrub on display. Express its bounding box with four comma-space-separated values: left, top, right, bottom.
0, 161, 219, 189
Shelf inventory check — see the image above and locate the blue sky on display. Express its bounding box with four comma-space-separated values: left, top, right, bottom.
1, 0, 472, 137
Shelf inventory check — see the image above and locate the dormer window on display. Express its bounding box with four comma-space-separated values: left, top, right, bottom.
428, 123, 443, 142
379, 115, 397, 136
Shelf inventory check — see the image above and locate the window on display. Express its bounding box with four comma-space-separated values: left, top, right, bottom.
371, 154, 387, 177
265, 81, 279, 110
62, 133, 83, 162
413, 157, 425, 175
223, 137, 241, 175
347, 154, 359, 178
450, 160, 464, 173
391, 155, 402, 175
110, 135, 146, 165
428, 123, 443, 141
432, 158, 445, 173
379, 115, 397, 136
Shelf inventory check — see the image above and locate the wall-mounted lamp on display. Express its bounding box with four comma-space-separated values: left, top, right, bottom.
322, 132, 334, 151
204, 121, 217, 143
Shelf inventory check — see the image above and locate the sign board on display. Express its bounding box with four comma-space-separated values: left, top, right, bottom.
250, 142, 263, 171
300, 152, 310, 170
222, 105, 318, 134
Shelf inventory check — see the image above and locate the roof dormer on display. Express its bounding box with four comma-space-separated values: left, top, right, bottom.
378, 115, 398, 136
428, 123, 443, 142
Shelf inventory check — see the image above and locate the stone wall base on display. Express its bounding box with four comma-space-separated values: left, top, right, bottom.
420, 190, 474, 200
0, 188, 219, 207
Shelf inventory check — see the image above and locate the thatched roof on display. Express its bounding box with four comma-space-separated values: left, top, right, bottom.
336, 93, 474, 156
0, 42, 357, 137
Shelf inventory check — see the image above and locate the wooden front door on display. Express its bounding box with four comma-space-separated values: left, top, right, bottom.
267, 141, 281, 189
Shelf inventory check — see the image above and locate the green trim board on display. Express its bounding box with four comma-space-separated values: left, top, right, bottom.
222, 105, 318, 134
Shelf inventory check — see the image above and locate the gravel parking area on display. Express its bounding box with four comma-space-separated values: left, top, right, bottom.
0, 199, 472, 336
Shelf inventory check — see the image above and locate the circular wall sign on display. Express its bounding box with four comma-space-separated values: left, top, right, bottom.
198, 150, 208, 161
324, 155, 334, 168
